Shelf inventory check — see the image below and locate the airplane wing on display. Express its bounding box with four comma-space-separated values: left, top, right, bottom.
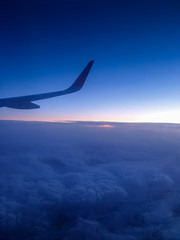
0, 60, 94, 109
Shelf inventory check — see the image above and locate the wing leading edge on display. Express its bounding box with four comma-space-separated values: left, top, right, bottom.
0, 60, 94, 109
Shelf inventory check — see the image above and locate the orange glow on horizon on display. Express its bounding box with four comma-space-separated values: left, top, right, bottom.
87, 124, 114, 128
1, 109, 180, 124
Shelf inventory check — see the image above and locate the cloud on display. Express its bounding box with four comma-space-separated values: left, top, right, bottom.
0, 120, 180, 239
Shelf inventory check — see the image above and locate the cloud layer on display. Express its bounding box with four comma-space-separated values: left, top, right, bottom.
0, 120, 180, 239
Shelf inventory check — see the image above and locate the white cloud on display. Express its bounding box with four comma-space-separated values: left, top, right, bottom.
0, 120, 180, 239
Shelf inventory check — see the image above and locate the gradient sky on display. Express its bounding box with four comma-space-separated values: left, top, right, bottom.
1, 0, 180, 123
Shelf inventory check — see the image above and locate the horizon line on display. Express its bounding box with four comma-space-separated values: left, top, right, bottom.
0, 119, 180, 125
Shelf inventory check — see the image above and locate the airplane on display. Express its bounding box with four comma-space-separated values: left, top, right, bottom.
0, 61, 94, 110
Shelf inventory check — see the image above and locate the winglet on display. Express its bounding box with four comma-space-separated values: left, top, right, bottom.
67, 60, 94, 93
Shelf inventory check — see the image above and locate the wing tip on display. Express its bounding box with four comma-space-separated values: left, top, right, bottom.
89, 60, 94, 66
67, 60, 94, 92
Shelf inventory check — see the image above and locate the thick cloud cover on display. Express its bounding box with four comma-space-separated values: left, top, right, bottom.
0, 120, 180, 239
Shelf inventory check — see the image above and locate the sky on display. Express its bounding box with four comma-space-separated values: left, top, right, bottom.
1, 120, 180, 239
0, 0, 180, 123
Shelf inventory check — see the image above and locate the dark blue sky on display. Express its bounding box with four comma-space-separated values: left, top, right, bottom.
1, 0, 180, 122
